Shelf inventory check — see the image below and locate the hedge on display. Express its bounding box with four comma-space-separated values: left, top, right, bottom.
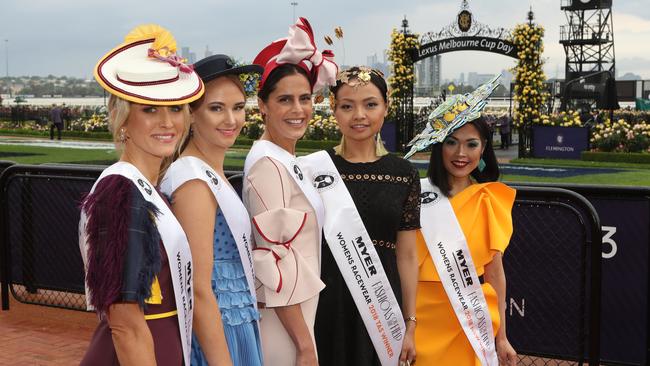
0, 129, 113, 140
0, 129, 340, 150
582, 151, 650, 164
233, 137, 339, 151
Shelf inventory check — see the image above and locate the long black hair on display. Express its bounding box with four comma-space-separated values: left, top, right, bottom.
426, 116, 499, 197
258, 63, 311, 102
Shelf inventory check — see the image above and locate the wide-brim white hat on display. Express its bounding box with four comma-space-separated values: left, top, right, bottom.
94, 25, 204, 106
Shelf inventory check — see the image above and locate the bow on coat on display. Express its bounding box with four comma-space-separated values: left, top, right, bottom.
251, 207, 325, 307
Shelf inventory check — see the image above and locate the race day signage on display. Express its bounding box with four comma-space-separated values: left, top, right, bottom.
413, 1, 519, 62
415, 37, 518, 61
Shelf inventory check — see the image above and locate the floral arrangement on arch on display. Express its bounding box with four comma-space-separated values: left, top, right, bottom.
511, 23, 548, 128
387, 28, 419, 117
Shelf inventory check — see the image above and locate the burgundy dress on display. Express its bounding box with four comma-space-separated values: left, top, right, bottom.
79, 175, 182, 365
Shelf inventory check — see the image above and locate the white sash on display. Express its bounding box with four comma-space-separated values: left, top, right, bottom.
243, 140, 325, 239
79, 162, 194, 366
419, 178, 498, 366
300, 151, 405, 366
160, 156, 257, 310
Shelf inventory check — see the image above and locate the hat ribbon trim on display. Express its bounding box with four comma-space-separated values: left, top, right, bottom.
148, 48, 194, 73
116, 74, 180, 87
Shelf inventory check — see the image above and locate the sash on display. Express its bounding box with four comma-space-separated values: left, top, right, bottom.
160, 156, 257, 310
79, 162, 194, 366
419, 178, 498, 366
243, 140, 325, 240
300, 150, 405, 366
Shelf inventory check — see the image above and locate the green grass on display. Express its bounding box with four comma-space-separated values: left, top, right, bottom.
510, 157, 650, 170
1, 142, 648, 186
0, 144, 118, 165
501, 171, 650, 186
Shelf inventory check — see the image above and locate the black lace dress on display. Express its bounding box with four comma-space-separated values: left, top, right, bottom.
314, 149, 421, 366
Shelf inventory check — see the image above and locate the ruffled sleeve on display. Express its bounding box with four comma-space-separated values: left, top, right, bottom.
81, 175, 162, 313
417, 182, 515, 282
245, 157, 325, 307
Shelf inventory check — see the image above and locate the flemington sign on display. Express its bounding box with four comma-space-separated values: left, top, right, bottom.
412, 0, 518, 62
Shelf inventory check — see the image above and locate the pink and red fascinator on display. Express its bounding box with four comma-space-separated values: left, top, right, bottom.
253, 17, 338, 92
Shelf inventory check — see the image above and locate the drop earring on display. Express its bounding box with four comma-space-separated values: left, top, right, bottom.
478, 158, 486, 172
119, 128, 126, 144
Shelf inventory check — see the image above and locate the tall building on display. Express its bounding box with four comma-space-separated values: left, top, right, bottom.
415, 55, 442, 96
467, 72, 493, 88
181, 47, 190, 61
367, 53, 378, 67
205, 46, 213, 58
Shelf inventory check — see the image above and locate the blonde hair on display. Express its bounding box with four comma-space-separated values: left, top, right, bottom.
107, 95, 131, 148
334, 134, 389, 157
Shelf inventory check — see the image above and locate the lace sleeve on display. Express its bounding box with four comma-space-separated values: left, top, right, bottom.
399, 167, 421, 231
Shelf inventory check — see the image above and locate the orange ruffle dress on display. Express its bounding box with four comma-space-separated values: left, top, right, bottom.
414, 182, 515, 366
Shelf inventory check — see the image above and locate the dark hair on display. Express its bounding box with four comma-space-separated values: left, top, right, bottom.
257, 64, 311, 102
330, 66, 388, 103
426, 116, 499, 197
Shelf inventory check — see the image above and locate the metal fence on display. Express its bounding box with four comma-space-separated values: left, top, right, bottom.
506, 186, 602, 366
0, 165, 617, 365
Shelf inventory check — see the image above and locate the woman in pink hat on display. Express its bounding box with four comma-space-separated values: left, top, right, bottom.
242, 17, 337, 366
79, 25, 204, 366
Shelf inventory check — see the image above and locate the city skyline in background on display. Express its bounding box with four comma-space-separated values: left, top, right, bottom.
1, 0, 649, 87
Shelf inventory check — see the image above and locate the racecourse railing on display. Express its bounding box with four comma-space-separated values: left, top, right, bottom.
5, 164, 643, 365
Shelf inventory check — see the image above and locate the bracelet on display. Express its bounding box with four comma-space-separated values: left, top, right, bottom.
405, 316, 417, 323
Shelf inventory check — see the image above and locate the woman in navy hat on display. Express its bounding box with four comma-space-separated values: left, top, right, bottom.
160, 55, 264, 366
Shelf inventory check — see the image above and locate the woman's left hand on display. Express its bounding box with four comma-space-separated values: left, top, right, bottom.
399, 326, 416, 366
496, 336, 517, 366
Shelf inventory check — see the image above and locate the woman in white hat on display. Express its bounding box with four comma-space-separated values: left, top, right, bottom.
160, 55, 264, 366
79, 24, 204, 366
243, 17, 337, 366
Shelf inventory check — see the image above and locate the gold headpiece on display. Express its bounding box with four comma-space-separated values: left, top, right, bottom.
336, 66, 384, 89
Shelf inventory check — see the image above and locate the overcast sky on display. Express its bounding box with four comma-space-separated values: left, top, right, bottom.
1, 0, 649, 80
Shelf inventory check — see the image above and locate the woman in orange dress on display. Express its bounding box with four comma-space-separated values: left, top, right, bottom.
407, 76, 518, 366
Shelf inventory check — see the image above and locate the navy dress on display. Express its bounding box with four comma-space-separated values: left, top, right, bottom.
190, 209, 263, 366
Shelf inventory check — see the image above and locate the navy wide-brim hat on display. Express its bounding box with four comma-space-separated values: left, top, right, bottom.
193, 54, 263, 83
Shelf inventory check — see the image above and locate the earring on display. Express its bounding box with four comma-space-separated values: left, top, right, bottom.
375, 133, 382, 145
119, 128, 126, 143
478, 158, 486, 172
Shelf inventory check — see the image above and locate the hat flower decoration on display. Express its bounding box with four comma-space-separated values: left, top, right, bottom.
404, 74, 502, 159
94, 24, 204, 105
253, 17, 338, 93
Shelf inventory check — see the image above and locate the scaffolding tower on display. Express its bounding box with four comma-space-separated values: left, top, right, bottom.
559, 0, 617, 110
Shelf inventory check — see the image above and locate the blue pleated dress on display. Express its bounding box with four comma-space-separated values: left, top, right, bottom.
190, 209, 263, 366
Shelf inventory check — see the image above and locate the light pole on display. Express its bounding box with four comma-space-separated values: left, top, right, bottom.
290, 2, 298, 23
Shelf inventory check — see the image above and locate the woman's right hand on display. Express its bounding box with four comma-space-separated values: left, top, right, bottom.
296, 347, 318, 366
